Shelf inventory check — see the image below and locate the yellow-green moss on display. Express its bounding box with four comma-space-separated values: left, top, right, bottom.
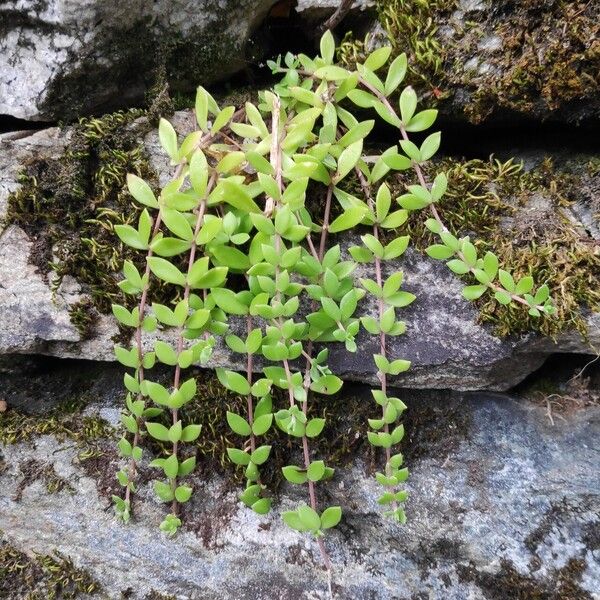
0, 542, 100, 599
6, 109, 151, 314
338, 0, 600, 122
409, 156, 600, 337
0, 397, 114, 461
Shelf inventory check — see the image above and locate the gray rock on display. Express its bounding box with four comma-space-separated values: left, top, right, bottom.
0, 118, 598, 391
0, 389, 598, 598
0, 0, 275, 121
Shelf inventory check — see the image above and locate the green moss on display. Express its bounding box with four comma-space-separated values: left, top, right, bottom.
338, 0, 600, 122
0, 542, 100, 599
0, 396, 114, 461
338, 0, 457, 97
343, 155, 599, 338
5, 109, 158, 335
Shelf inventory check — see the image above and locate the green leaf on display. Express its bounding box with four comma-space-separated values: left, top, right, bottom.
246, 151, 274, 175
364, 46, 392, 71
212, 245, 251, 271
191, 267, 228, 289
175, 485, 193, 503
189, 150, 208, 196
307, 460, 325, 482
426, 244, 454, 260
195, 86, 209, 131
181, 424, 201, 442
314, 65, 351, 81
337, 120, 375, 147
310, 374, 343, 395
163, 453, 179, 478
320, 506, 342, 530
178, 457, 196, 477
251, 498, 272, 515
251, 445, 271, 465
420, 132, 441, 161
495, 290, 512, 305
226, 411, 252, 436
515, 276, 534, 295
154, 481, 174, 502
282, 465, 308, 484
221, 180, 261, 213
329, 206, 367, 233
227, 448, 250, 466
217, 369, 251, 395
462, 285, 487, 301
282, 511, 306, 531
405, 109, 438, 132
447, 259, 470, 274
305, 418, 325, 438
211, 105, 235, 134
320, 29, 335, 64
146, 422, 170, 442
399, 87, 417, 123
336, 140, 363, 182
252, 414, 273, 436
297, 505, 321, 531
148, 257, 186, 286
384, 236, 409, 259
114, 225, 146, 250
159, 118, 178, 161
483, 252, 499, 280
347, 89, 377, 108
498, 269, 515, 292
127, 174, 158, 208
385, 53, 408, 95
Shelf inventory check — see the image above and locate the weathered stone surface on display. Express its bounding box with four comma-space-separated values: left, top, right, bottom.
310, 0, 599, 125
0, 384, 598, 599
0, 0, 275, 121
0, 119, 598, 391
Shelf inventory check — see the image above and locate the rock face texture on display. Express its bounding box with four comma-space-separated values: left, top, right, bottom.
0, 0, 275, 121
0, 381, 598, 599
1, 117, 598, 391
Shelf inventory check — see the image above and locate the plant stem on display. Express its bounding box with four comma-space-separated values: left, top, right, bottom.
357, 168, 400, 512
167, 172, 216, 515
269, 95, 333, 576
245, 315, 256, 454
124, 161, 186, 508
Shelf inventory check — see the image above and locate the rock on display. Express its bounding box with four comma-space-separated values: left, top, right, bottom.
320, 0, 600, 125
0, 115, 598, 391
0, 0, 275, 121
0, 384, 598, 599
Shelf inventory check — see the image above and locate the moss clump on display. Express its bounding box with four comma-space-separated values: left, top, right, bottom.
0, 542, 100, 599
5, 109, 159, 334
0, 397, 114, 461
339, 0, 456, 95
338, 0, 600, 123
384, 155, 599, 338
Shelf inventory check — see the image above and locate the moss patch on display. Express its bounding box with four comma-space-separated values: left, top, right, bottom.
4, 109, 164, 336
393, 156, 599, 337
0, 396, 114, 462
338, 0, 600, 123
0, 542, 100, 599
